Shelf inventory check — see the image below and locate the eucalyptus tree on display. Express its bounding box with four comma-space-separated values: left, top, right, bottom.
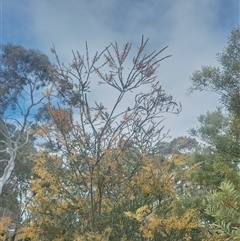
188, 27, 240, 239
188, 27, 240, 117
0, 43, 52, 196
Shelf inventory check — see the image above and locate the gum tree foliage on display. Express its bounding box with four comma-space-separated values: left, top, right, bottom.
155, 136, 198, 158
0, 43, 52, 196
20, 38, 182, 240
188, 27, 240, 239
188, 27, 240, 117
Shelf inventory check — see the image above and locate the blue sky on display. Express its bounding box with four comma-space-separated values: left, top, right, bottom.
1, 0, 239, 138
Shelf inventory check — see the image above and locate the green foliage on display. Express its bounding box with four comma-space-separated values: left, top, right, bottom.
0, 43, 52, 114
0, 43, 52, 238
206, 180, 240, 240
188, 27, 240, 240
156, 136, 198, 157
188, 27, 240, 117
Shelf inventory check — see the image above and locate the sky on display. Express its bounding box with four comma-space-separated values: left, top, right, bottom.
1, 0, 239, 139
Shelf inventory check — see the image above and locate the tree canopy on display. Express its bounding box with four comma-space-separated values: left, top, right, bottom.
2, 27, 240, 240
0, 43, 52, 238
187, 27, 240, 240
